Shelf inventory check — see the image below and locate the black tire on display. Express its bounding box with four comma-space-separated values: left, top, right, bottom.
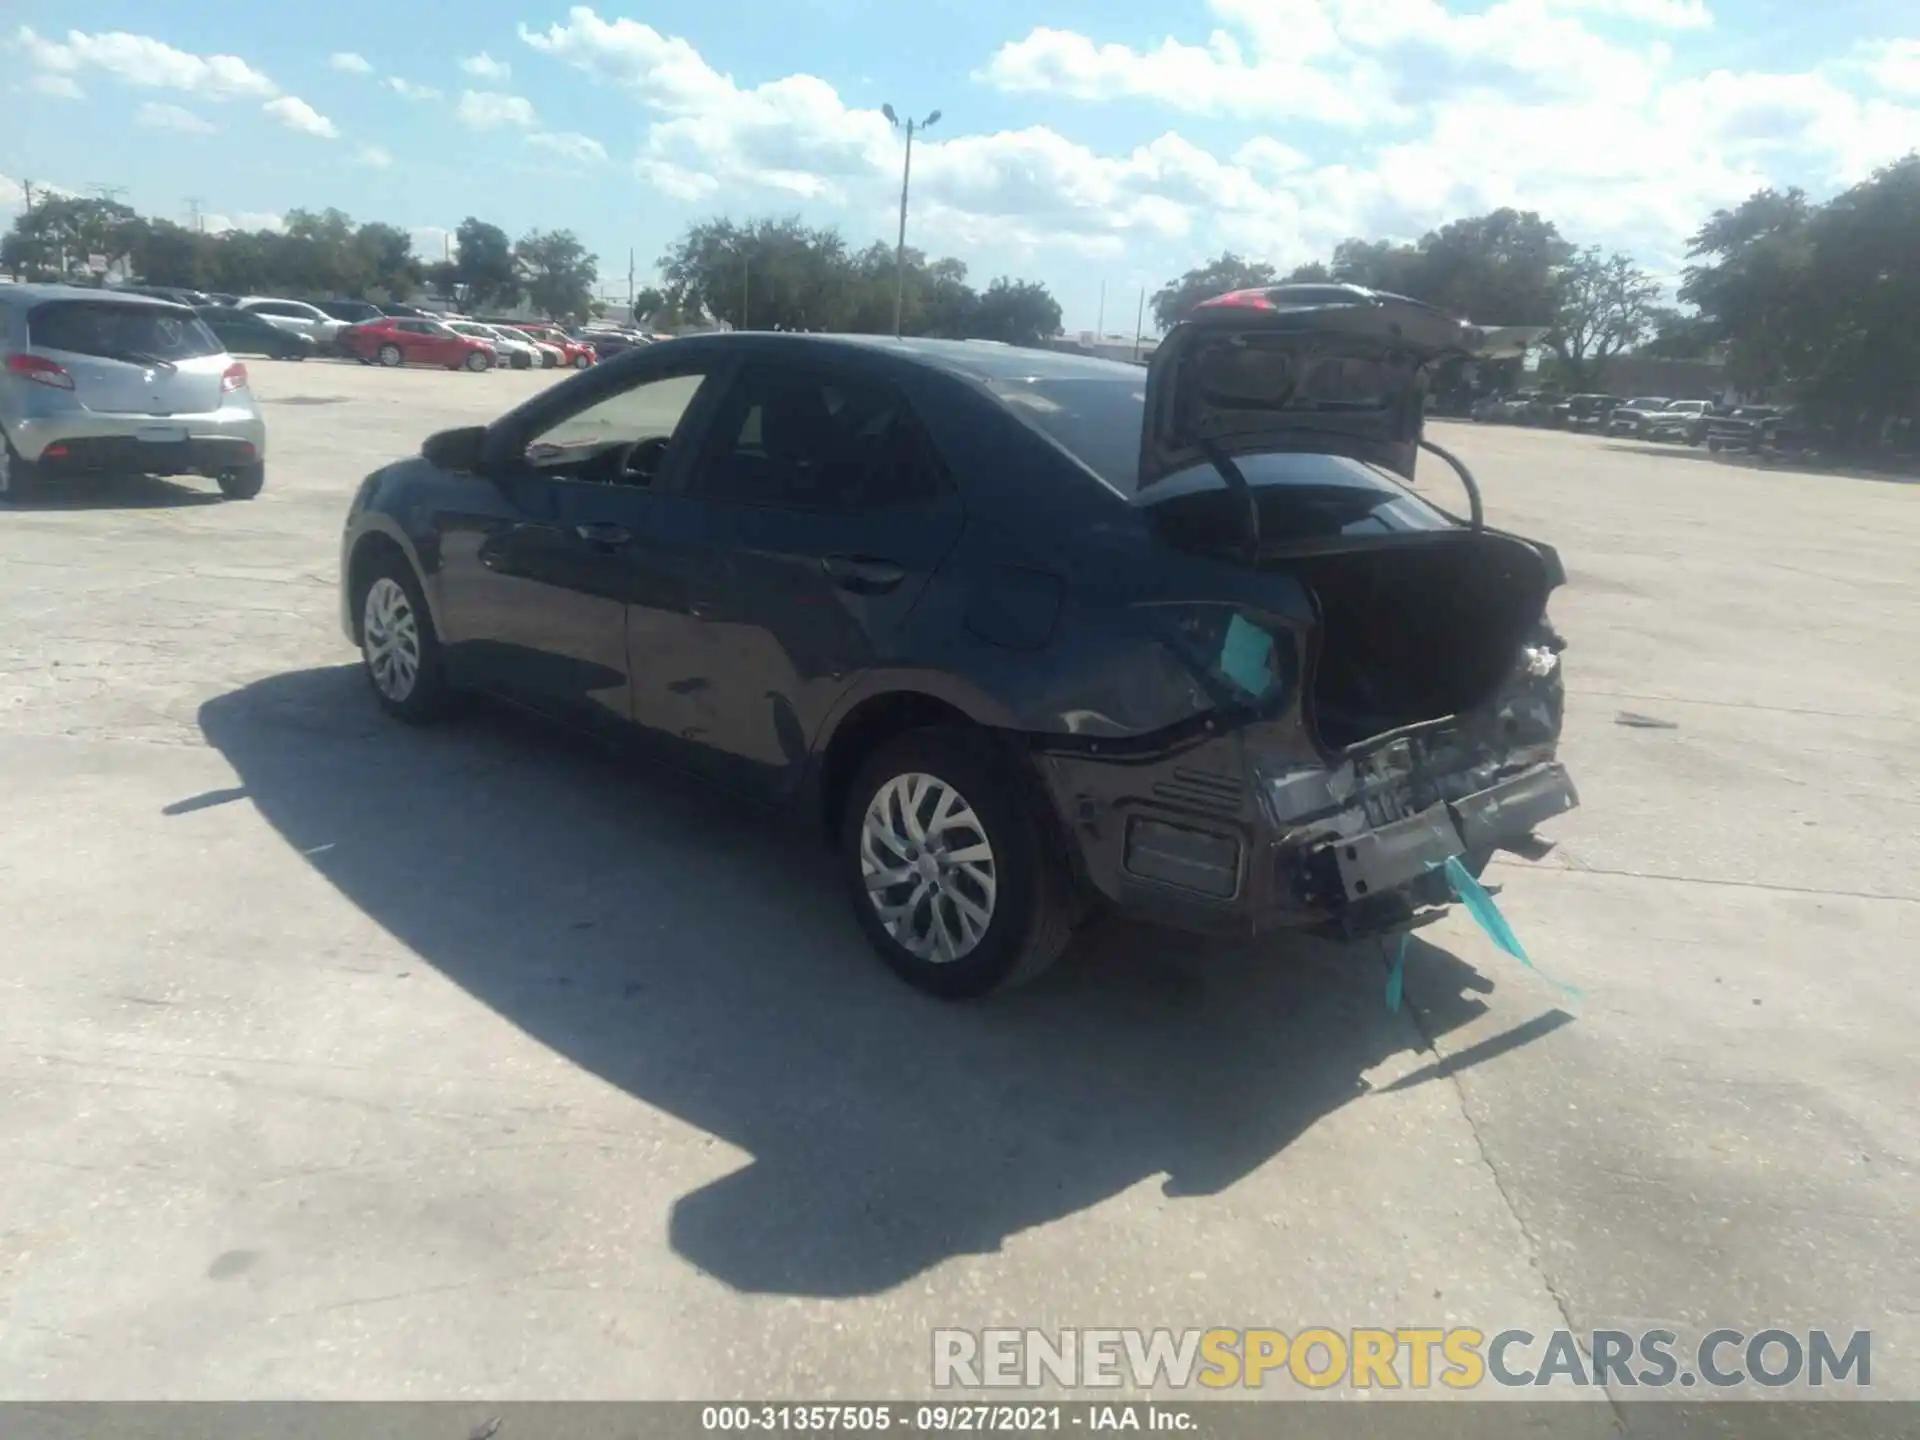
1706, 438, 1723, 453
217, 463, 264, 500
377, 343, 404, 368
840, 727, 1074, 999
0, 433, 41, 506
352, 548, 451, 724
464, 351, 491, 373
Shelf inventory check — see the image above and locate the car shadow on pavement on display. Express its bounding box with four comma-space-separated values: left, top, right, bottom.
7, 474, 227, 509
191, 665, 1544, 1299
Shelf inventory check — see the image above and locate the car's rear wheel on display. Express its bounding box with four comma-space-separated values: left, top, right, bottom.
572, 354, 591, 370
464, 351, 491, 373
217, 463, 264, 500
841, 728, 1074, 999
356, 556, 450, 724
376, 343, 403, 368
0, 434, 41, 506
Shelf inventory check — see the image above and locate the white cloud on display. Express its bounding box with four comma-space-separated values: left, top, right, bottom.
1862, 38, 1920, 97
263, 94, 339, 138
517, 3, 1920, 284
356, 144, 394, 168
29, 73, 85, 99
14, 26, 277, 100
461, 51, 511, 80
527, 130, 607, 162
456, 89, 538, 129
385, 76, 442, 101
136, 101, 216, 134
330, 51, 374, 75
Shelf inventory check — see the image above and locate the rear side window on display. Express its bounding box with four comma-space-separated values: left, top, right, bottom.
28, 302, 223, 362
988, 376, 1147, 494
695, 364, 952, 511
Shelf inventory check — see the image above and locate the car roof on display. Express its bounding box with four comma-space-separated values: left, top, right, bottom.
651, 331, 1146, 385
0, 283, 184, 310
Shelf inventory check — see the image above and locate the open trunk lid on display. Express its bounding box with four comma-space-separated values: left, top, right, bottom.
1139, 283, 1542, 488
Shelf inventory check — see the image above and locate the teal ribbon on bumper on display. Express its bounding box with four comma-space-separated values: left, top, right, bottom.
1384, 855, 1581, 1011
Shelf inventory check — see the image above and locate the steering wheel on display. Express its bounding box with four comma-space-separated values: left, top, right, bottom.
621, 434, 671, 484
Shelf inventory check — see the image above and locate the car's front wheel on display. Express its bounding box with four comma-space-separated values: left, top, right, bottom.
356, 554, 450, 724
841, 728, 1074, 999
376, 343, 404, 368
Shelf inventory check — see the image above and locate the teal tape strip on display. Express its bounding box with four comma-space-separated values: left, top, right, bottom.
1385, 934, 1409, 1014
1438, 855, 1581, 1000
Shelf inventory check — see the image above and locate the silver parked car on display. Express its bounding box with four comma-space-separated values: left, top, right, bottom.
234, 297, 346, 347
0, 285, 268, 503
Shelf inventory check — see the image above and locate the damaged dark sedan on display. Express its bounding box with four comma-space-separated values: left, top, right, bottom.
337, 283, 1580, 998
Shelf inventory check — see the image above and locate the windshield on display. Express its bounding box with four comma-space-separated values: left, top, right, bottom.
1627, 397, 1667, 409
28, 301, 224, 363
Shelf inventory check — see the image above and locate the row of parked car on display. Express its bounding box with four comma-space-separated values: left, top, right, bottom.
1470, 390, 1803, 455
111, 284, 663, 376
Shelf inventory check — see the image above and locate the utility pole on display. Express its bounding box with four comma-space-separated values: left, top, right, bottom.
627, 247, 635, 315
1096, 280, 1106, 340
89, 184, 128, 206
741, 254, 750, 330
186, 197, 206, 233
882, 103, 941, 338
21, 180, 36, 213
1133, 287, 1146, 361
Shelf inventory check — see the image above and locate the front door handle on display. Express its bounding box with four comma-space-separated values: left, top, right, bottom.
821, 555, 906, 594
575, 521, 633, 547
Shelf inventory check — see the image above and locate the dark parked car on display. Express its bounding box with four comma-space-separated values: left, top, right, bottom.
1556, 394, 1618, 430
1643, 400, 1717, 445
338, 284, 1579, 998
195, 304, 316, 360
1704, 405, 1784, 452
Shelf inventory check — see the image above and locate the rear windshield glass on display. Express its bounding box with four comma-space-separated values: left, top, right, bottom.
29, 301, 223, 363
983, 373, 1452, 534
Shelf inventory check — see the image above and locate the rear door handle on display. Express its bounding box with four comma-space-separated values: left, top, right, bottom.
575, 521, 633, 547
821, 555, 906, 594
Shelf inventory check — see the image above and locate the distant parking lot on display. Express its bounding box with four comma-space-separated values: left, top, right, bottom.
2, 358, 1916, 1401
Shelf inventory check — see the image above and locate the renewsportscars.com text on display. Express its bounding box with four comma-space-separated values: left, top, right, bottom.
932, 1328, 1871, 1391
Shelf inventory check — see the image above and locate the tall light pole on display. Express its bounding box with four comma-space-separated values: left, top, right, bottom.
882, 103, 940, 338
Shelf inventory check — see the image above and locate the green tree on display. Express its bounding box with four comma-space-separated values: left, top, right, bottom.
1638, 307, 1718, 359
131, 218, 216, 289
632, 286, 667, 324
0, 195, 141, 279
516, 229, 598, 319
660, 216, 853, 332
354, 222, 420, 301
1150, 252, 1276, 331
1546, 247, 1663, 390
454, 217, 518, 309
969, 277, 1062, 346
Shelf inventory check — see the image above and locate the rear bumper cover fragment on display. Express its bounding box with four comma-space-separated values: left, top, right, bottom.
1329, 763, 1577, 903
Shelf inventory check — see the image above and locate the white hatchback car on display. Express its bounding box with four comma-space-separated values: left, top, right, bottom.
0, 285, 267, 503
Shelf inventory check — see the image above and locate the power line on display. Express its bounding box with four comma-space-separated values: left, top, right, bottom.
88, 184, 128, 205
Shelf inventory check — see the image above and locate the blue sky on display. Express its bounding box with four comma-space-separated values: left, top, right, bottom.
5, 0, 1918, 332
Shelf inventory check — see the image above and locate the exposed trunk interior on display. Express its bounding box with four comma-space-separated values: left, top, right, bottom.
1292, 533, 1551, 752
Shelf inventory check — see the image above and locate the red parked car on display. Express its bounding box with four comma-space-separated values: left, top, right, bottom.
508, 323, 596, 369
340, 316, 495, 372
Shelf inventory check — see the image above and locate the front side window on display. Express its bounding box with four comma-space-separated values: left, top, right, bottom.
524, 371, 710, 474
694, 364, 950, 511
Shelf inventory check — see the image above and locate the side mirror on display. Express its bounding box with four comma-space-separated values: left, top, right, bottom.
421, 425, 488, 475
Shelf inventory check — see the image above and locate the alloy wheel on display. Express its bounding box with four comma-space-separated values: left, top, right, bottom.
859, 771, 998, 963
362, 577, 421, 703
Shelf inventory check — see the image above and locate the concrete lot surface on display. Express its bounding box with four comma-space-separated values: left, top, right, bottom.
1, 359, 1914, 1407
